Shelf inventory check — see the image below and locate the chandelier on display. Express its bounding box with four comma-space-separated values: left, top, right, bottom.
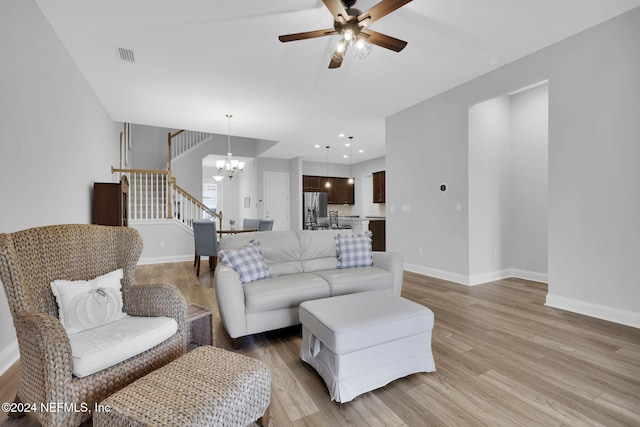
214, 114, 245, 181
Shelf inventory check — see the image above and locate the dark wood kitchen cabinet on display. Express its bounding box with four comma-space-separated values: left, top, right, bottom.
368, 219, 386, 251
373, 170, 385, 203
303, 175, 354, 204
303, 175, 322, 192
93, 178, 128, 226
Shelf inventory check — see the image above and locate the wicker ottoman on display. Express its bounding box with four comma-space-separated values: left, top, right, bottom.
300, 290, 436, 403
94, 346, 271, 427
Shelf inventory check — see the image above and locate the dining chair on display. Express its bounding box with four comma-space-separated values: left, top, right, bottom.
315, 209, 329, 230
193, 220, 218, 276
258, 219, 274, 231
243, 218, 261, 230
329, 211, 339, 229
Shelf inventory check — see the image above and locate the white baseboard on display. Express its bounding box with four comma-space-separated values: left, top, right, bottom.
510, 269, 548, 283
404, 263, 548, 287
545, 294, 640, 329
138, 254, 194, 265
468, 269, 512, 286
403, 263, 474, 285
0, 340, 19, 376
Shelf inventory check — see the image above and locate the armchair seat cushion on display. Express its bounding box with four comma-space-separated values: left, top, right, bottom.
69, 316, 178, 378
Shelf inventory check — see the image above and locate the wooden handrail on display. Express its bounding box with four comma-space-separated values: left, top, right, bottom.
169, 129, 185, 139
112, 167, 168, 175
173, 182, 221, 220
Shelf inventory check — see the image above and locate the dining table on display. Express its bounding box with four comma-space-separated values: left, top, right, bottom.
218, 228, 258, 238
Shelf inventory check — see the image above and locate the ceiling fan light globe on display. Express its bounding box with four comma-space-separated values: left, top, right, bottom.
355, 40, 372, 59
344, 29, 355, 42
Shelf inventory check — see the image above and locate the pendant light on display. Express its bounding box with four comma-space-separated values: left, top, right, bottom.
214, 114, 245, 180
324, 146, 331, 189
347, 136, 355, 185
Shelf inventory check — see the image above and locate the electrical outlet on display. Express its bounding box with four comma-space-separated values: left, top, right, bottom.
160, 241, 165, 248
418, 247, 423, 256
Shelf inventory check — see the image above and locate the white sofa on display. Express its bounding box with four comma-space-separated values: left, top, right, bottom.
214, 230, 403, 340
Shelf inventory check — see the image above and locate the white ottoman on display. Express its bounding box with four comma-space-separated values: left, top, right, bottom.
299, 290, 436, 403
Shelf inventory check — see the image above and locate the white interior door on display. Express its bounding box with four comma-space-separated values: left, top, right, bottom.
264, 171, 290, 230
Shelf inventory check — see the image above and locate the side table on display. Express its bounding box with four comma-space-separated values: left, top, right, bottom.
187, 303, 215, 350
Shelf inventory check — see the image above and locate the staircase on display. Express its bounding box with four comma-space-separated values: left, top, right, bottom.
112, 129, 222, 231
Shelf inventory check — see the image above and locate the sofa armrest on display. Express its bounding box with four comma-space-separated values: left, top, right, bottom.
13, 311, 76, 408
214, 265, 247, 339
125, 283, 188, 335
372, 251, 404, 295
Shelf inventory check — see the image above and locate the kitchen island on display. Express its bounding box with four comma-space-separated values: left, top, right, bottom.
315, 217, 370, 235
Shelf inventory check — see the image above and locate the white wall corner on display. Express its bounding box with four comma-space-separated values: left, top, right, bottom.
510, 269, 548, 284
468, 269, 512, 286
545, 294, 640, 329
0, 340, 19, 376
404, 264, 549, 287
403, 263, 474, 286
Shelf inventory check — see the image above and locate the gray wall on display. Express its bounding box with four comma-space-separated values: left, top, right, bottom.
387, 8, 640, 326
129, 124, 174, 170
467, 84, 549, 283
0, 0, 121, 371
510, 85, 549, 277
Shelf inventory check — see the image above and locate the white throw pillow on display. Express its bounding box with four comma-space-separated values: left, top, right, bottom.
51, 269, 128, 335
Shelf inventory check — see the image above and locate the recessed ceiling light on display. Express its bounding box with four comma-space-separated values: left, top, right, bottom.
314, 144, 320, 148
343, 155, 348, 158
338, 133, 345, 138
345, 143, 350, 147
359, 149, 364, 153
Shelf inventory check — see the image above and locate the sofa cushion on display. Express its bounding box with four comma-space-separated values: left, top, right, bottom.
298, 230, 352, 273
51, 269, 128, 335
313, 266, 393, 296
244, 273, 330, 314
68, 315, 178, 378
218, 240, 270, 284
220, 231, 303, 276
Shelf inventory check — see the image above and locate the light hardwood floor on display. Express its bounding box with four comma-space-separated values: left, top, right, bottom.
2, 263, 639, 426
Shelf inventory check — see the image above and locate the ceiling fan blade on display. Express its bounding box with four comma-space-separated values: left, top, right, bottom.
279, 28, 337, 42
322, 0, 349, 23
360, 29, 407, 52
358, 0, 412, 27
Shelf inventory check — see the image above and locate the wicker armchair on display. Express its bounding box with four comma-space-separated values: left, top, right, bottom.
0, 224, 188, 427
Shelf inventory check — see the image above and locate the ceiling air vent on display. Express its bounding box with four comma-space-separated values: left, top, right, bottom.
117, 47, 135, 63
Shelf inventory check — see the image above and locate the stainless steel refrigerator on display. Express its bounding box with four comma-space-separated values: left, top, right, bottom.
303, 192, 328, 229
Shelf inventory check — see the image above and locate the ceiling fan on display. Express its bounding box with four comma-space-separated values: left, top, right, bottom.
278, 0, 412, 69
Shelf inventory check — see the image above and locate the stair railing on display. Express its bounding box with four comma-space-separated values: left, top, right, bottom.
111, 167, 223, 231
169, 130, 213, 160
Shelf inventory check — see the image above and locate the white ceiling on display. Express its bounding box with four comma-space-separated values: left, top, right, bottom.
35, 0, 640, 164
